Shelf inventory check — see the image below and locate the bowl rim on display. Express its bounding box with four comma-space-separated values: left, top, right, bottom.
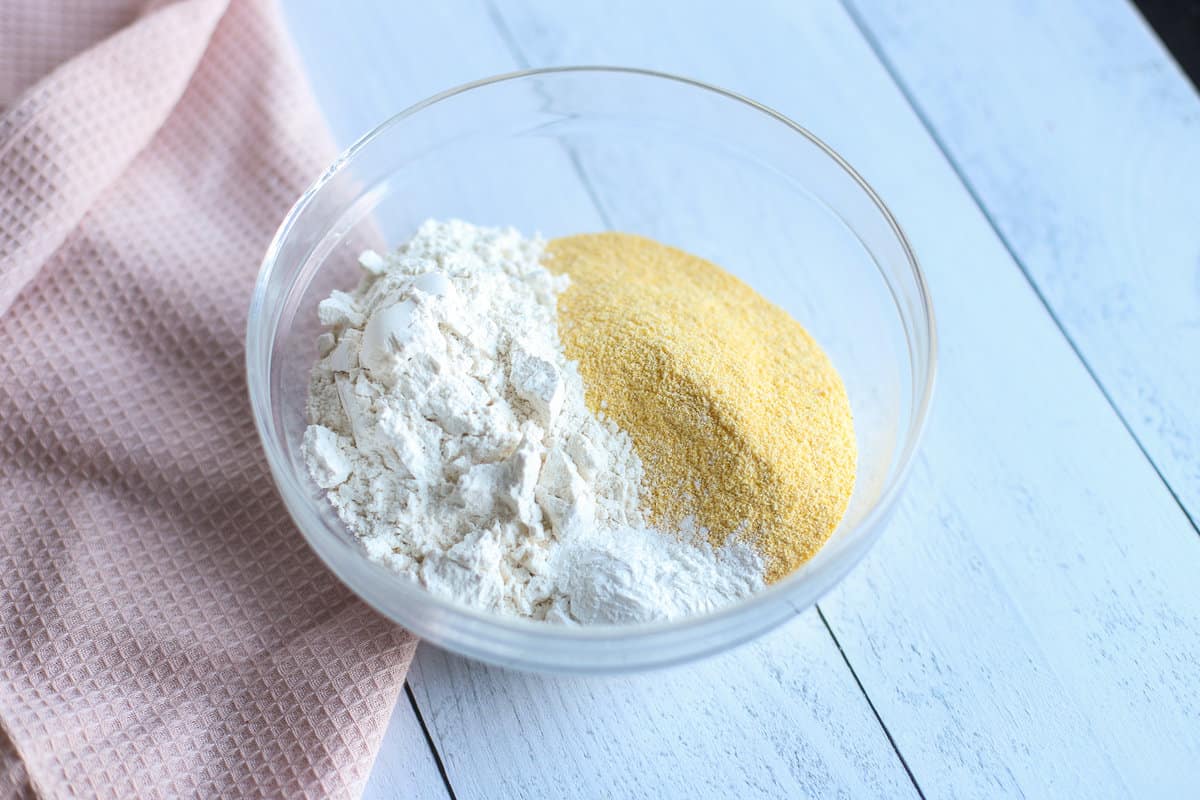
247, 65, 938, 646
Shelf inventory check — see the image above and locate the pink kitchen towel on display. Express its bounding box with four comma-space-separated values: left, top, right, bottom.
0, 1, 418, 797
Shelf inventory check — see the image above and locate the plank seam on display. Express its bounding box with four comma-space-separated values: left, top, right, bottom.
405, 680, 460, 800
839, 0, 1200, 539
817, 607, 927, 799
484, 0, 531, 69
485, 2, 620, 225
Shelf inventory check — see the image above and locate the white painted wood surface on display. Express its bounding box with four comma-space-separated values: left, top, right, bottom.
846, 0, 1200, 527
360, 693, 451, 800
279, 1, 1200, 797
410, 615, 917, 800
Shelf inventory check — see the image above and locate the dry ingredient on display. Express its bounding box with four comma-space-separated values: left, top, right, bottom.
303, 220, 857, 624
302, 220, 764, 625
548, 233, 856, 582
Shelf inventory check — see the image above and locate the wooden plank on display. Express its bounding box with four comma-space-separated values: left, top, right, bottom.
845, 0, 1200, 526
362, 690, 452, 800
281, 1, 918, 797
409, 614, 918, 800
282, 0, 519, 147
489, 0, 1200, 795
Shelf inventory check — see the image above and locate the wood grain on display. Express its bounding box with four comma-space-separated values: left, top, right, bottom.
409, 614, 918, 800
846, 0, 1200, 528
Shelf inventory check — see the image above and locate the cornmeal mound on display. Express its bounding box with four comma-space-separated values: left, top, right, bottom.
547, 232, 856, 582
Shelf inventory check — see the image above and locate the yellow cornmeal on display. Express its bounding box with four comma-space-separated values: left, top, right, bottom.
546, 232, 856, 583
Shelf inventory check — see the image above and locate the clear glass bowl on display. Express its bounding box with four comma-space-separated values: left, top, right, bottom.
247, 67, 935, 673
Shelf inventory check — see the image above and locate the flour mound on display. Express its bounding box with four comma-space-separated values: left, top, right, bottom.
303, 219, 763, 624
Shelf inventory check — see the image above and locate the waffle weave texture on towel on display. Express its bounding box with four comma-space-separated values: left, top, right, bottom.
0, 1, 417, 796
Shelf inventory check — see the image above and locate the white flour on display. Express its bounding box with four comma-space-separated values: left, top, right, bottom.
303, 219, 763, 624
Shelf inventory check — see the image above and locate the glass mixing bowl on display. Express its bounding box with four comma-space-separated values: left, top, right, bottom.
247, 67, 935, 673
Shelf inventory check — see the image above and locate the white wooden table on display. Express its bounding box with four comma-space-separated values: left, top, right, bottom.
281, 1, 1200, 797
